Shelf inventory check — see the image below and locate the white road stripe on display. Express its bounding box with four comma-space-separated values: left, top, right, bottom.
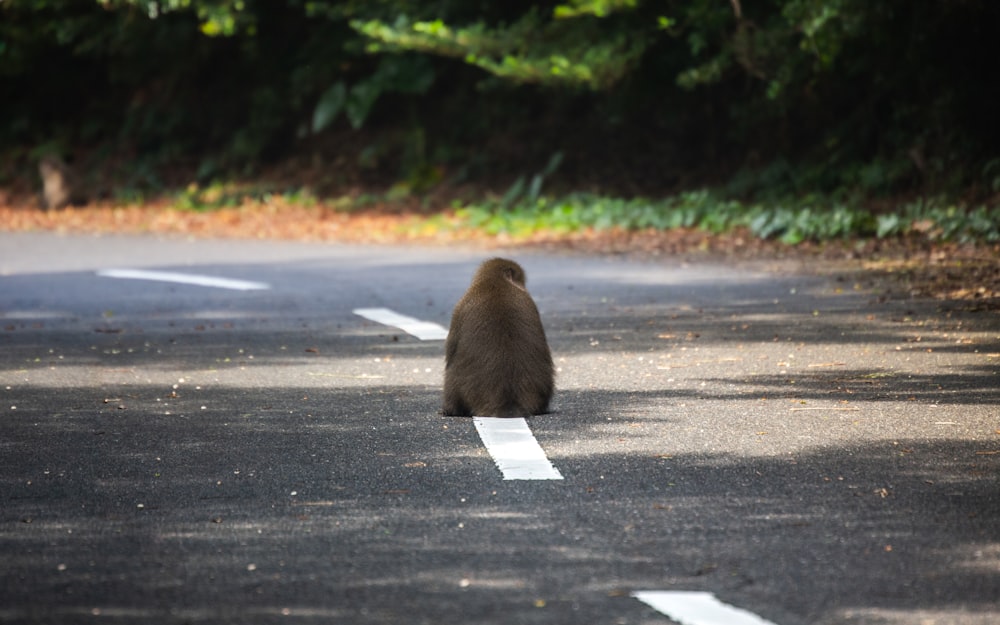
473, 417, 563, 480
353, 307, 449, 341
632, 591, 778, 625
97, 269, 270, 291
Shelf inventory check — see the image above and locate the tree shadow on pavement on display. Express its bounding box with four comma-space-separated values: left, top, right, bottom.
1, 382, 998, 625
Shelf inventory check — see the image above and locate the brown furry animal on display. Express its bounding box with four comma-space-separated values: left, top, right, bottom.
38, 155, 83, 210
443, 258, 554, 417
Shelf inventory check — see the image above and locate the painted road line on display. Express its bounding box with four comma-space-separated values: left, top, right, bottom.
473, 417, 563, 481
353, 307, 449, 341
632, 591, 778, 625
97, 269, 270, 291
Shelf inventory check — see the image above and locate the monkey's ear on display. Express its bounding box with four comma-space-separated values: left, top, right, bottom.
512, 267, 527, 287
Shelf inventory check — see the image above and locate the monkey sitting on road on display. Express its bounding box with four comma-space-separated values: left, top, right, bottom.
443, 257, 554, 418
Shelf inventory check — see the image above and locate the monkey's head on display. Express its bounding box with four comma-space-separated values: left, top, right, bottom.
38, 155, 62, 177
476, 258, 527, 289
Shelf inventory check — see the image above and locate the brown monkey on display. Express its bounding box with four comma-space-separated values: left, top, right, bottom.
38, 155, 84, 210
443, 258, 554, 418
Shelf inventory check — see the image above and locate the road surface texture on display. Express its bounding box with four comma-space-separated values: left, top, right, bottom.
1, 232, 998, 624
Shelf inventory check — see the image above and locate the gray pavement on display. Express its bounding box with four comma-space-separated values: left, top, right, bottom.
1, 231, 998, 624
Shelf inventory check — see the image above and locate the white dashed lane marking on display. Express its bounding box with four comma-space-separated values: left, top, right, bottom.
352, 309, 558, 480
353, 307, 449, 341
632, 591, 779, 625
473, 417, 563, 481
97, 269, 270, 291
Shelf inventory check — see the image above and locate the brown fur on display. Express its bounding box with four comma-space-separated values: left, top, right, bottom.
443, 258, 554, 417
38, 155, 83, 210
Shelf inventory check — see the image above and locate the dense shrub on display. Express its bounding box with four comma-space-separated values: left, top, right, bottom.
2, 0, 998, 205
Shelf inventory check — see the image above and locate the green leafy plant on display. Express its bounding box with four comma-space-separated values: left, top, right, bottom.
350, 8, 647, 90
446, 191, 998, 244
311, 55, 435, 132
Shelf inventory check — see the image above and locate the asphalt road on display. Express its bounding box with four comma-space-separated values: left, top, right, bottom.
1, 231, 998, 624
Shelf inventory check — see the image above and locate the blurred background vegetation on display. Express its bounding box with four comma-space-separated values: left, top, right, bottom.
2, 0, 998, 241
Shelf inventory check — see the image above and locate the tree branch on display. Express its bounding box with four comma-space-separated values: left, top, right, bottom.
730, 0, 743, 20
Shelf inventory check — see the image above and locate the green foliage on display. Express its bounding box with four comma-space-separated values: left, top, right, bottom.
876, 201, 1000, 243
499, 152, 565, 208
173, 181, 317, 211
448, 192, 1000, 244
174, 181, 252, 211
555, 0, 638, 20
99, 0, 256, 37
312, 54, 434, 132
350, 10, 647, 89
1, 0, 998, 208
452, 191, 737, 237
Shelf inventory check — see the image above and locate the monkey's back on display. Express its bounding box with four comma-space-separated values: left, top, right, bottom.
444, 279, 554, 417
